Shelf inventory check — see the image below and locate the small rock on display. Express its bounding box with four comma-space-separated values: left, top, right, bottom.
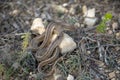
13, 22, 20, 29
86, 8, 95, 17
84, 17, 97, 26
94, 78, 101, 80
12, 62, 20, 69
82, 5, 87, 16
108, 71, 116, 80
9, 9, 20, 16
62, 3, 69, 7
69, 7, 75, 15
115, 47, 120, 51
51, 4, 68, 14
116, 32, 120, 40
54, 74, 64, 80
83, 6, 97, 26
108, 30, 113, 35
106, 27, 110, 30
95, 61, 105, 67
69, 4, 79, 15
81, 24, 85, 27
67, 74, 74, 80
25, 21, 30, 25
112, 22, 118, 32
82, 5, 95, 18
59, 33, 77, 54
31, 18, 45, 34
54, 68, 64, 80
87, 51, 91, 55
29, 73, 37, 80
75, 22, 80, 27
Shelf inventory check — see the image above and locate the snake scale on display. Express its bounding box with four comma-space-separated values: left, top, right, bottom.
29, 21, 76, 77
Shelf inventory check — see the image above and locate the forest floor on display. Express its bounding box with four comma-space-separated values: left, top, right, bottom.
0, 0, 120, 80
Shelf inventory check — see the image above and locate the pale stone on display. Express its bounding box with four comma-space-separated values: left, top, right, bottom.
84, 17, 97, 26
109, 71, 116, 80
86, 8, 95, 17
67, 74, 74, 80
51, 33, 77, 54
82, 5, 87, 16
59, 33, 76, 54
112, 22, 118, 32
51, 4, 68, 13
31, 18, 45, 34
54, 74, 63, 80
116, 32, 120, 39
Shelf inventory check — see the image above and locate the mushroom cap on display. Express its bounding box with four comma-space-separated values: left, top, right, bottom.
31, 18, 45, 34
51, 33, 76, 54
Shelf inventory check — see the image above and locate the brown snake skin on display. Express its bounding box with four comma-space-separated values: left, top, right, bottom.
29, 22, 55, 50
29, 21, 75, 77
39, 22, 56, 49
35, 24, 64, 62
38, 46, 61, 76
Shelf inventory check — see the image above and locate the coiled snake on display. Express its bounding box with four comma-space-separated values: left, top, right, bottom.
29, 21, 75, 77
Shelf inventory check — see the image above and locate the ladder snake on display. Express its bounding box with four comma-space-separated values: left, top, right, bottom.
29, 21, 75, 77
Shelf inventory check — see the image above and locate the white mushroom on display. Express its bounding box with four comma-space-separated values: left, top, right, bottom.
31, 18, 45, 34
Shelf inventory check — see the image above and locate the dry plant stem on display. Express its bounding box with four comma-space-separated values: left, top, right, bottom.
97, 41, 104, 61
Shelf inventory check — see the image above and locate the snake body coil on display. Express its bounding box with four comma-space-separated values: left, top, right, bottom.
29, 21, 75, 77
